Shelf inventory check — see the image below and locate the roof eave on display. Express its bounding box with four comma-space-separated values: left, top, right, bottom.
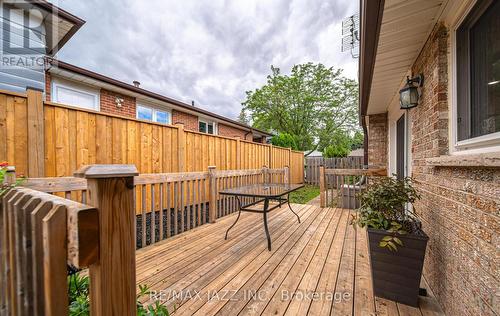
31, 0, 86, 56
358, 0, 385, 123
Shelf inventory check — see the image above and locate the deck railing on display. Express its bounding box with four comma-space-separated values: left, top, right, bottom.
1, 164, 293, 315
22, 165, 290, 249
319, 166, 387, 209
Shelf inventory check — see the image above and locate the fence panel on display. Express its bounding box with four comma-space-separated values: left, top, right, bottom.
319, 167, 386, 208
0, 90, 304, 183
305, 156, 363, 185
290, 150, 304, 184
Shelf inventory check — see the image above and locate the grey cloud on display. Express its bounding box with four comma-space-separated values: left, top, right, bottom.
54, 0, 358, 118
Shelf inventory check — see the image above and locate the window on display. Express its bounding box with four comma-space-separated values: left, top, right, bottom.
136, 104, 171, 124
137, 105, 153, 120
52, 80, 99, 111
199, 120, 216, 135
456, 0, 500, 143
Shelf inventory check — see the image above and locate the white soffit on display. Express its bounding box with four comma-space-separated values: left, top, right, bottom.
366, 0, 446, 115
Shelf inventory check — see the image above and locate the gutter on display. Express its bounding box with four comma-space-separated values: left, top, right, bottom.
358, 0, 385, 166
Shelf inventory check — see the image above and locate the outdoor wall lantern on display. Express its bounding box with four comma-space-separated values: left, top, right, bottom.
399, 74, 424, 109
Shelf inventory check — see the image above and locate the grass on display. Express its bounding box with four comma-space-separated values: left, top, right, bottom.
289, 185, 320, 204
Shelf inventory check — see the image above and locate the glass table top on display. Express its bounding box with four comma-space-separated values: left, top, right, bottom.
219, 183, 304, 198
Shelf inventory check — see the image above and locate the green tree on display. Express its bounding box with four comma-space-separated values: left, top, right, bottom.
237, 110, 250, 125
241, 63, 358, 153
351, 130, 364, 150
270, 133, 299, 150
321, 130, 353, 158
323, 144, 350, 158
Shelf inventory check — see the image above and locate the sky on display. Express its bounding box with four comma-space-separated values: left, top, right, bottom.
55, 0, 359, 119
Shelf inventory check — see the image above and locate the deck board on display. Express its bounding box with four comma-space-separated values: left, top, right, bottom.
136, 205, 445, 316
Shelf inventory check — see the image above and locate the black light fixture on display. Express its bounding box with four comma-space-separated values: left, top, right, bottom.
399, 74, 424, 109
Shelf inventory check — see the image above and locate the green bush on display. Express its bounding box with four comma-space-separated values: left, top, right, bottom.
68, 273, 170, 316
322, 144, 350, 158
270, 133, 299, 150
350, 176, 421, 251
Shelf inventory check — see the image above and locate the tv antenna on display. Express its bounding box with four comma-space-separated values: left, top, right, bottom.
341, 14, 360, 59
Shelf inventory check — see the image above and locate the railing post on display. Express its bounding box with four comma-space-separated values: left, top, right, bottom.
262, 165, 268, 184
74, 164, 138, 316
319, 165, 325, 208
208, 166, 217, 223
284, 166, 290, 185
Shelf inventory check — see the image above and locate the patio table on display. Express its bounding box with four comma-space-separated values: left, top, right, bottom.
219, 183, 304, 251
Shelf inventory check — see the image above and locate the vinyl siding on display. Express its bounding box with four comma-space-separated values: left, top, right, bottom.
0, 3, 46, 92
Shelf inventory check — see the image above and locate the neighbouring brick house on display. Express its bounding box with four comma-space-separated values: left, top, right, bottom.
0, 0, 270, 143
44, 60, 270, 142
360, 1, 499, 315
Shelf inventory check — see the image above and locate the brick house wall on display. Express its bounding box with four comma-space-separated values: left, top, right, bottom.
218, 123, 252, 140
45, 73, 265, 141
100, 89, 136, 118
367, 112, 388, 168
172, 109, 198, 131
368, 23, 499, 316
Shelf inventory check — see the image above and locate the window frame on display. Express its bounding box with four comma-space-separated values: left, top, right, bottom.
451, 0, 500, 153
136, 103, 172, 125
198, 119, 217, 135
51, 79, 100, 111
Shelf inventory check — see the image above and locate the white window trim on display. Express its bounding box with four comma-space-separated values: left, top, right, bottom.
449, 0, 500, 155
51, 78, 100, 111
136, 103, 172, 125
198, 119, 217, 135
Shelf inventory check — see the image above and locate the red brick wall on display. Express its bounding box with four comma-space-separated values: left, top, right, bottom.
172, 110, 198, 131
99, 89, 136, 118
367, 112, 388, 168
218, 123, 251, 140
403, 24, 497, 316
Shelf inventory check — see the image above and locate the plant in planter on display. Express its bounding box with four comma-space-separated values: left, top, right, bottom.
351, 176, 428, 307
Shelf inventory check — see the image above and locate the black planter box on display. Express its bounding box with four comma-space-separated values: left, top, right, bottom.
367, 228, 429, 307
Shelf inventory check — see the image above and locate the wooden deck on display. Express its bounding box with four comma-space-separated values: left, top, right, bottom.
136, 204, 444, 316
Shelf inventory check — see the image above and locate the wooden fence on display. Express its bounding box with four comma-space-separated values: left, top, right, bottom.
305, 156, 363, 185
319, 166, 386, 209
0, 88, 304, 183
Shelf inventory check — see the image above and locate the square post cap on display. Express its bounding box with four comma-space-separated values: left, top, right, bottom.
74, 164, 139, 179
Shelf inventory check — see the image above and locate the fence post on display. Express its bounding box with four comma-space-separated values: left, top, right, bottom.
75, 164, 138, 316
26, 87, 44, 177
208, 166, 217, 223
262, 165, 268, 184
284, 166, 290, 185
176, 123, 185, 172
268, 144, 273, 168
236, 137, 241, 169
319, 165, 325, 208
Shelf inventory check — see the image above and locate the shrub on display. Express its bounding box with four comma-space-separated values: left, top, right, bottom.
68, 272, 170, 316
270, 133, 299, 150
350, 176, 421, 251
